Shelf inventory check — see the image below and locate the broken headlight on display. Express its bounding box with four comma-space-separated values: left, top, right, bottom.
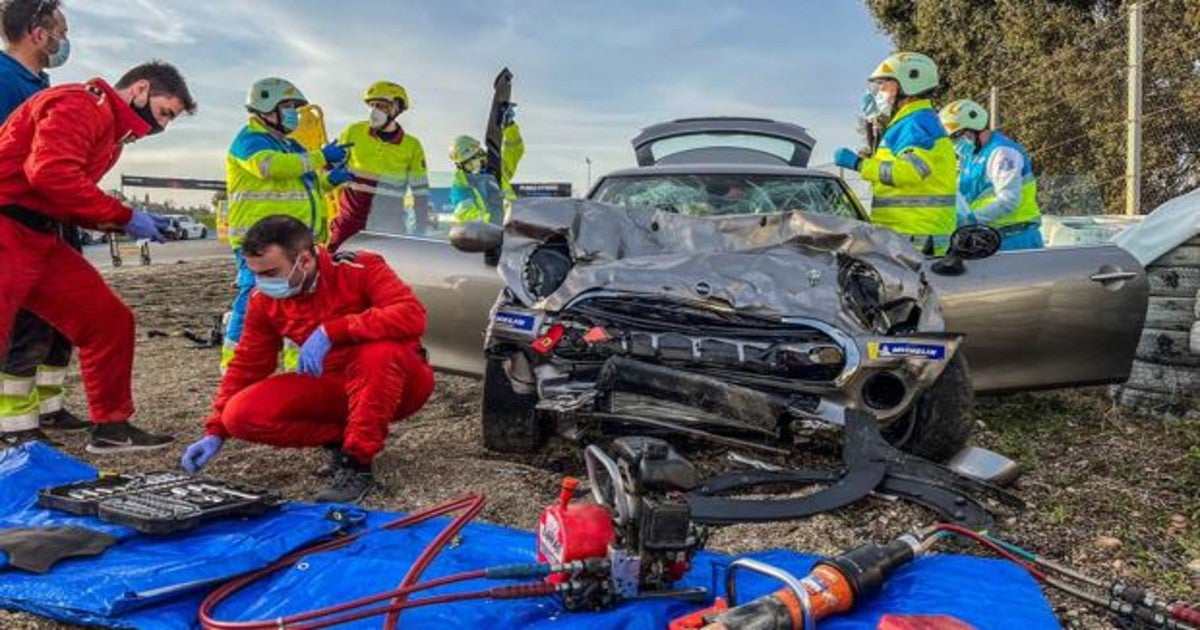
524, 239, 573, 299
837, 255, 888, 333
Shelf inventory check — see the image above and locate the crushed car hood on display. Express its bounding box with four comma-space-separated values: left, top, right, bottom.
499, 199, 945, 335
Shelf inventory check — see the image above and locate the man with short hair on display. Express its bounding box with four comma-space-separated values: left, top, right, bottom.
0, 60, 197, 453
181, 215, 434, 504
0, 0, 86, 445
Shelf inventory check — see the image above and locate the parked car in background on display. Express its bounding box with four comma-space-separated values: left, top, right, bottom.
161, 215, 208, 240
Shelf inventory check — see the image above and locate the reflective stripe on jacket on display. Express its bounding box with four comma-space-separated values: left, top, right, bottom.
860, 100, 957, 239
959, 130, 1041, 228
226, 117, 330, 246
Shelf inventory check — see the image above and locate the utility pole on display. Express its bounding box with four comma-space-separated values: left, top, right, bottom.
585, 157, 592, 191
988, 86, 999, 130
1126, 0, 1144, 216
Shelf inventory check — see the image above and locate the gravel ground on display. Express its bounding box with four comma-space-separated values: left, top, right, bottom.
3, 259, 1197, 629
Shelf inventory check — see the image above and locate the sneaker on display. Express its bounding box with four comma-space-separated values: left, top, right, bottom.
39, 409, 92, 433
1, 428, 61, 447
86, 421, 174, 454
314, 454, 376, 504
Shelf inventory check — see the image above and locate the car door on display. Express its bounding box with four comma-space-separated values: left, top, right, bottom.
926, 244, 1147, 393
347, 223, 501, 378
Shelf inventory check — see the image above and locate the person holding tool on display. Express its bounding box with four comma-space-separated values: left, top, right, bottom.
327, 80, 431, 248
181, 215, 434, 504
0, 61, 196, 453
832, 52, 958, 255
939, 98, 1045, 250
0, 0, 90, 445
449, 102, 523, 224
222, 77, 350, 372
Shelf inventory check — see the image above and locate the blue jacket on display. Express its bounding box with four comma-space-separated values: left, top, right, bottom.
0, 52, 49, 122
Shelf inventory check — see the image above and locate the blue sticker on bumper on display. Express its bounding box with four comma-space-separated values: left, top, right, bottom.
494, 311, 538, 335
868, 341, 946, 360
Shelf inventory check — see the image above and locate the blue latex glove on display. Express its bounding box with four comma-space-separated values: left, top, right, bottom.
124, 211, 169, 243
298, 326, 332, 376
833, 147, 862, 171
180, 435, 224, 473
499, 102, 517, 127
327, 165, 352, 187
321, 142, 352, 165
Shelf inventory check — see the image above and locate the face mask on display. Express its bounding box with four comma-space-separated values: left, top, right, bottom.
859, 91, 880, 119
45, 34, 70, 68
256, 257, 302, 299
954, 134, 977, 163
368, 107, 391, 129
873, 91, 894, 118
463, 156, 485, 174
279, 107, 300, 133
132, 96, 164, 136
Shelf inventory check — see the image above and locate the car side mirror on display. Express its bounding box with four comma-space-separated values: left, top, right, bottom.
931, 225, 1002, 276
449, 222, 504, 265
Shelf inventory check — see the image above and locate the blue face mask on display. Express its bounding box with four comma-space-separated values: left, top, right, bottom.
279, 107, 300, 133
954, 135, 977, 164
46, 35, 70, 69
255, 257, 301, 299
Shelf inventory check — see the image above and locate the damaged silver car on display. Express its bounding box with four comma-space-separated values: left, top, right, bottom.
349, 117, 1149, 462
451, 201, 978, 461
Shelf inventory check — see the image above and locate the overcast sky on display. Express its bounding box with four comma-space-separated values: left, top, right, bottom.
53, 0, 892, 204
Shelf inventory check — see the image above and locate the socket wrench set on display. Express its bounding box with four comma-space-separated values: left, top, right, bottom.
38, 472, 282, 535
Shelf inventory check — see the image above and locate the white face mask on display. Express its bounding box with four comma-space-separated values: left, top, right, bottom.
463, 156, 485, 174
368, 107, 391, 130
873, 91, 894, 118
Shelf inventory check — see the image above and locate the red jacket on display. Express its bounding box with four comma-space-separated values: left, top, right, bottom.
205, 248, 428, 437
0, 79, 151, 230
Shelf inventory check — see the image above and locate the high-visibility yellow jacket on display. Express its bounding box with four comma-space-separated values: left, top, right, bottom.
860, 100, 958, 243
451, 123, 524, 224
226, 117, 331, 247
337, 122, 430, 204
958, 130, 1041, 228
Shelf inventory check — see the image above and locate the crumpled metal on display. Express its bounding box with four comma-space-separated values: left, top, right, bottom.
497, 198, 944, 335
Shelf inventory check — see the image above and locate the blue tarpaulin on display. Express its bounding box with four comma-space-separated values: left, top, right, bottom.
0, 443, 1060, 629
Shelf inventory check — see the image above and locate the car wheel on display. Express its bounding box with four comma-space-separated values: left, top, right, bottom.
481, 356, 543, 453
883, 353, 973, 462
201, 228, 208, 239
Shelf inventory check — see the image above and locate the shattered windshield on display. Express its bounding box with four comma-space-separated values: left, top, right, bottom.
591, 174, 862, 219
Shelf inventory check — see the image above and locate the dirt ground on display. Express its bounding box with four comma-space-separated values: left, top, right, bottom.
3, 259, 1198, 629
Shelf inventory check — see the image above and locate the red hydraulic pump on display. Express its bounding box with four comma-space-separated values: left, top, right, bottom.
537, 477, 615, 576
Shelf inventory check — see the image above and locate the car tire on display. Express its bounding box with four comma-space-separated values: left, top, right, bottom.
884, 353, 974, 463
201, 228, 208, 239
481, 356, 544, 453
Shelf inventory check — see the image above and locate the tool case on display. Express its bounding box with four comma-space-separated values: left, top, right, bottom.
38, 472, 282, 535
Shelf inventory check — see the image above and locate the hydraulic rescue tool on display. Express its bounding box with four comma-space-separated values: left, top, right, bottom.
537, 436, 710, 610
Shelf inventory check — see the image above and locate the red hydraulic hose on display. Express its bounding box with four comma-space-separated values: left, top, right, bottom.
199, 493, 492, 630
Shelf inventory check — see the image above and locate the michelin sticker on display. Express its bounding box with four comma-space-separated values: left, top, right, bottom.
868, 341, 946, 361
494, 311, 538, 335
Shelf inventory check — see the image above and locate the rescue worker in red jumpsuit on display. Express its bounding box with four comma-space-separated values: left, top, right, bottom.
0, 61, 196, 454
180, 215, 435, 504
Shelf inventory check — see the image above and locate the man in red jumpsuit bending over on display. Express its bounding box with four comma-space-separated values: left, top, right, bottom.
0, 61, 196, 453
180, 215, 435, 503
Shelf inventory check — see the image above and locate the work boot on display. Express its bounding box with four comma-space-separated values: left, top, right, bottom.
39, 409, 91, 433
314, 452, 375, 504
86, 421, 174, 454
1, 428, 61, 447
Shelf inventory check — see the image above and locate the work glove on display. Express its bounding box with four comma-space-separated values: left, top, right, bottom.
833, 147, 862, 171
321, 142, 353, 166
327, 165, 352, 187
180, 435, 224, 473
298, 326, 332, 377
498, 102, 517, 127
123, 211, 170, 243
